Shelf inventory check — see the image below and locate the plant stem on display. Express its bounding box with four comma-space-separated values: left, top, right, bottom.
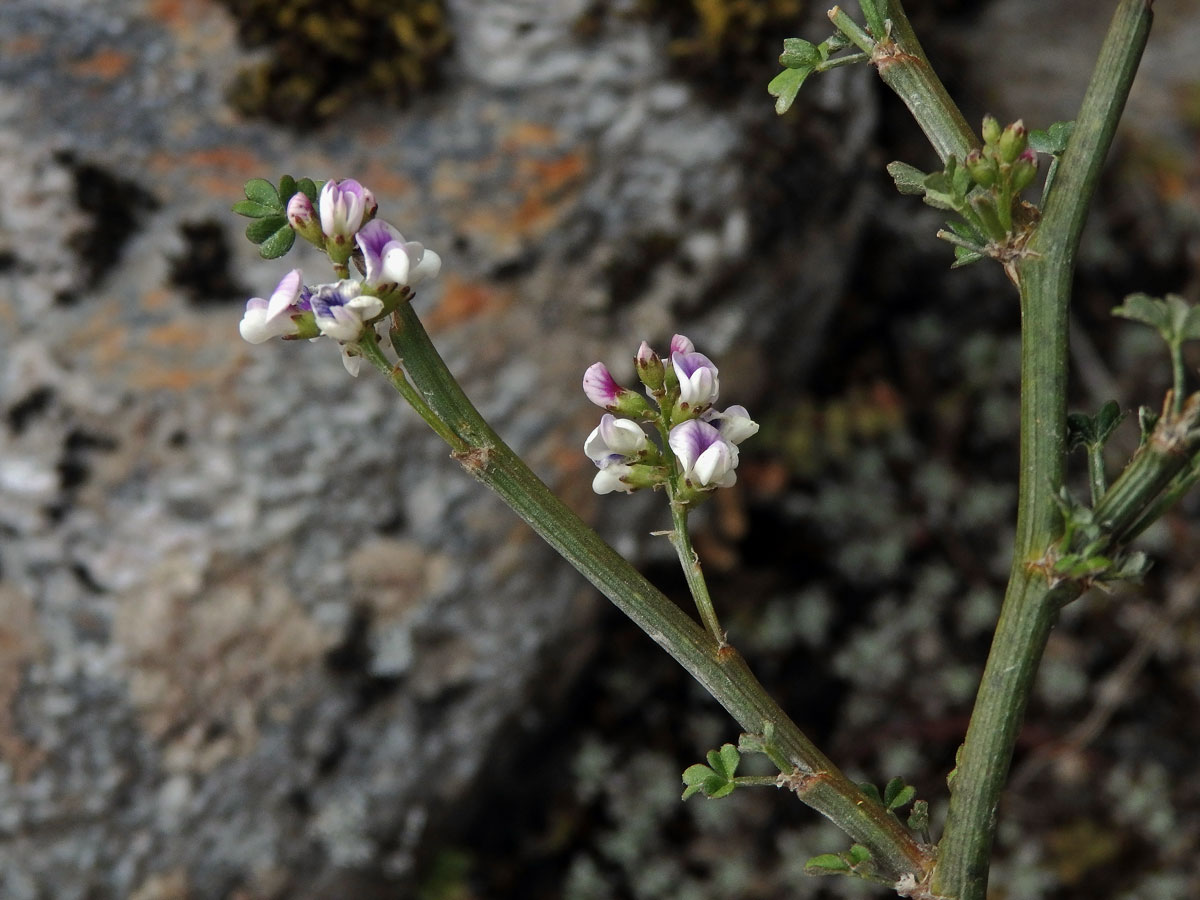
385, 301, 932, 881
931, 3, 1153, 898
668, 500, 727, 646
878, 1, 976, 164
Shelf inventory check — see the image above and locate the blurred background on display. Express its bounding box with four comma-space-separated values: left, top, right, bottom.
2, 0, 1200, 897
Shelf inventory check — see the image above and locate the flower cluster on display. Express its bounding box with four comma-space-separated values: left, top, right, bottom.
238, 178, 441, 375
583, 335, 758, 501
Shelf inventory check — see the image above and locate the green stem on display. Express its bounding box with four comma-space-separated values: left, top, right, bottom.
1086, 443, 1108, 506
386, 301, 932, 881
878, 1, 977, 164
358, 331, 468, 452
1171, 344, 1187, 416
668, 499, 726, 646
932, 3, 1153, 898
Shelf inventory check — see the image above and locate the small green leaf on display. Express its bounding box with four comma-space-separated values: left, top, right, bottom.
951, 245, 985, 267
715, 743, 741, 780
887, 161, 928, 196
243, 177, 282, 209
805, 854, 852, 874
297, 177, 320, 203
907, 799, 930, 833
1138, 405, 1159, 443
884, 780, 916, 811
780, 38, 822, 69
1069, 401, 1127, 450
258, 224, 297, 259
857, 782, 883, 806
768, 67, 811, 115
277, 174, 297, 203
1028, 120, 1074, 155
232, 199, 279, 218
245, 214, 289, 244
846, 844, 872, 866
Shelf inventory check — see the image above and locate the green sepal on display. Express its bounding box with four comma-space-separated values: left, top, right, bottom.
780, 38, 822, 69
768, 66, 812, 115
242, 177, 282, 209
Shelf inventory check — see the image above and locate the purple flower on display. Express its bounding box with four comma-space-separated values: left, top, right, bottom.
355, 219, 442, 289
583, 362, 624, 409
584, 414, 648, 465
319, 178, 376, 243
669, 419, 738, 489
239, 269, 306, 344
704, 405, 759, 445
309, 280, 384, 343
672, 349, 720, 410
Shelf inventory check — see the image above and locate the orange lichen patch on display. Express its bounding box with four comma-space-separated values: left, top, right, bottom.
147, 0, 187, 26
3, 34, 43, 57
511, 150, 588, 235
423, 275, 510, 332
146, 147, 268, 189
0, 585, 47, 782
501, 121, 561, 150
141, 286, 174, 313
431, 157, 501, 203
357, 160, 418, 200
144, 320, 213, 353
71, 48, 134, 80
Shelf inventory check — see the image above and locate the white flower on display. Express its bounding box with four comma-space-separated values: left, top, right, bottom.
309, 281, 384, 343
669, 419, 739, 489
705, 405, 759, 445
585, 414, 649, 464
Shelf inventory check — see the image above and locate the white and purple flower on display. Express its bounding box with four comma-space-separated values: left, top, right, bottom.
308, 280, 384, 343
704, 404, 759, 445
319, 178, 376, 244
672, 348, 720, 411
582, 362, 624, 410
355, 219, 442, 289
238, 268, 308, 344
585, 414, 649, 464
669, 419, 739, 489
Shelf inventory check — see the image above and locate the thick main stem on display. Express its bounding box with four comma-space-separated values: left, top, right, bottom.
931, 3, 1153, 897
387, 302, 931, 881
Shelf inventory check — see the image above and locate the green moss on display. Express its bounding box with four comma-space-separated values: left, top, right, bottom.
220, 0, 452, 124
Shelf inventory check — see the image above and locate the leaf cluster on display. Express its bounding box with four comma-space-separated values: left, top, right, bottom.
232, 175, 319, 259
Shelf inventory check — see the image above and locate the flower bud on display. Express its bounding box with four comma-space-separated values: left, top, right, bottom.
320, 178, 375, 263
981, 115, 1001, 146
286, 192, 324, 247
964, 149, 997, 188
582, 362, 651, 417
1010, 149, 1039, 193
635, 341, 665, 391
998, 120, 1028, 164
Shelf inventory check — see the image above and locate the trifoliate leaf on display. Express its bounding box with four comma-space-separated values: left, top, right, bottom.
768, 66, 812, 115
243, 177, 282, 209
1068, 400, 1126, 450
1028, 120, 1075, 156
780, 38, 822, 69
884, 777, 917, 810
907, 799, 930, 833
